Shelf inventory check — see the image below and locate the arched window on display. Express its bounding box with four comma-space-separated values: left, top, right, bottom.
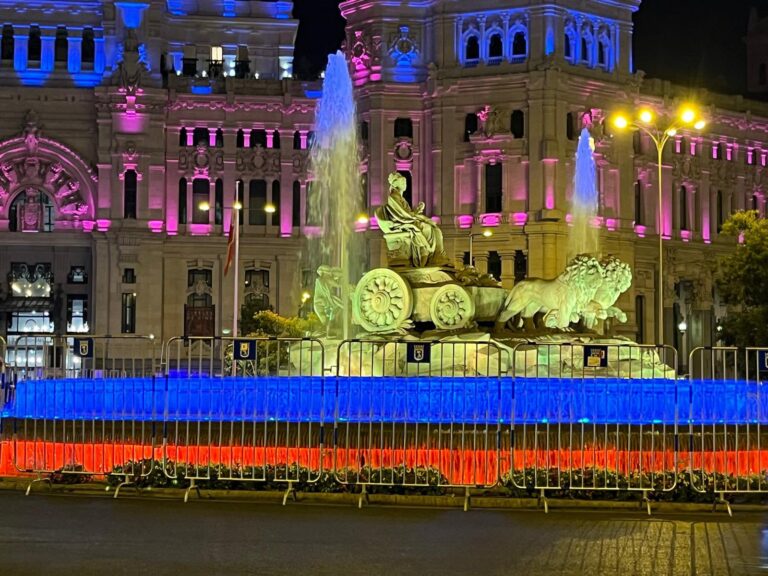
28, 26, 41, 62
514, 250, 527, 282
760, 63, 767, 86
271, 180, 280, 225
215, 128, 223, 148
179, 127, 188, 147
397, 170, 413, 206
597, 38, 610, 69
634, 180, 644, 225
292, 181, 301, 227
124, 169, 137, 219
8, 189, 54, 232
272, 131, 281, 150
178, 178, 187, 225
752, 193, 760, 214
679, 186, 689, 231
465, 35, 480, 63
510, 110, 524, 138
236, 129, 245, 148
248, 180, 267, 225
293, 130, 302, 150
214, 179, 223, 225
81, 28, 95, 64
394, 118, 413, 139
54, 27, 67, 64
580, 36, 590, 64
1, 25, 13, 61
488, 34, 503, 61
192, 178, 208, 224
564, 30, 574, 61
251, 129, 267, 148
464, 113, 478, 142
511, 31, 527, 58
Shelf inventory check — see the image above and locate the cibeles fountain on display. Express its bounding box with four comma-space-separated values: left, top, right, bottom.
299, 52, 672, 378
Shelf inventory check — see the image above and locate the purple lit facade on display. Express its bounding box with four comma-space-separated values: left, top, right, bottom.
0, 0, 764, 354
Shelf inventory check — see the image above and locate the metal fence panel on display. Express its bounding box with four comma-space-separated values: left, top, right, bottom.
6, 375, 158, 494
161, 337, 327, 501
686, 347, 768, 514
6, 335, 158, 380
508, 342, 679, 511
333, 339, 503, 507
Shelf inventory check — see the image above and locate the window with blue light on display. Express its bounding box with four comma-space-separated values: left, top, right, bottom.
82, 28, 95, 65
1, 25, 13, 61
465, 36, 480, 64
28, 26, 41, 64
54, 27, 67, 64
511, 31, 527, 60
488, 33, 503, 63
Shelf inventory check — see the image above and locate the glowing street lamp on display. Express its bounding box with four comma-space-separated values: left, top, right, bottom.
612, 104, 706, 345
469, 229, 493, 267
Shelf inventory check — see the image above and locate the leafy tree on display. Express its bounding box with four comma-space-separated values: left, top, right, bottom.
715, 210, 768, 347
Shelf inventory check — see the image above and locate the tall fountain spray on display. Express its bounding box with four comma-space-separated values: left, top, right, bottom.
569, 127, 601, 257
307, 51, 365, 339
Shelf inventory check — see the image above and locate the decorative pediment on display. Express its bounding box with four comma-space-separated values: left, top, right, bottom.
0, 111, 96, 223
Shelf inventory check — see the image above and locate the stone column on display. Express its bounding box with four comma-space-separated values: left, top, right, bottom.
13, 27, 28, 72
67, 32, 82, 73
474, 253, 489, 275
40, 28, 55, 71
499, 251, 516, 289
94, 35, 105, 73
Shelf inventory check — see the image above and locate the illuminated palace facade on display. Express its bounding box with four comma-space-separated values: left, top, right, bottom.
0, 0, 765, 356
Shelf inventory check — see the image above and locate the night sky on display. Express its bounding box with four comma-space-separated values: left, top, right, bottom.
291, 0, 766, 98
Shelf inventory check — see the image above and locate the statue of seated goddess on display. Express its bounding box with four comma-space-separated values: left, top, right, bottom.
375, 172, 448, 268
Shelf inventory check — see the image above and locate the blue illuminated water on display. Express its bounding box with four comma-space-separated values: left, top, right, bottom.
1, 377, 765, 426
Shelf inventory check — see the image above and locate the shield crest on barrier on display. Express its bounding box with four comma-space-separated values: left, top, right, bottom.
234, 339, 257, 361
407, 342, 431, 364
74, 337, 94, 358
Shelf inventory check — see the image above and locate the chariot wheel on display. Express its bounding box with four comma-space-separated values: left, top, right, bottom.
353, 269, 413, 333
429, 285, 474, 330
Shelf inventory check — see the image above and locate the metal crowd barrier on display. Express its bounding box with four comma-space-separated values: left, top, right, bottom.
508, 341, 679, 513
686, 346, 768, 516
6, 334, 158, 380
333, 339, 504, 510
4, 335, 160, 494
162, 336, 327, 503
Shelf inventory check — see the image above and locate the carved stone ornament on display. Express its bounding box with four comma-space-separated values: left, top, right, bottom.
389, 25, 419, 67
394, 140, 413, 162
350, 29, 373, 74
672, 156, 701, 181
353, 268, 414, 333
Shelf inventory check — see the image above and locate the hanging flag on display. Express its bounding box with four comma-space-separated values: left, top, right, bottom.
224, 207, 237, 276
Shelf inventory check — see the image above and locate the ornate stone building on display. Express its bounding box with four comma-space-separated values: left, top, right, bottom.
0, 0, 765, 363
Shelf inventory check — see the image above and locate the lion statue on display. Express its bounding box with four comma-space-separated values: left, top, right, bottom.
580, 256, 632, 329
495, 255, 605, 331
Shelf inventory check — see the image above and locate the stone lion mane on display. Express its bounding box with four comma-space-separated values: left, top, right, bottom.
496, 255, 604, 330
580, 256, 633, 328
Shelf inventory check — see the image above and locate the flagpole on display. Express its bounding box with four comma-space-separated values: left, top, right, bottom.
231, 195, 240, 377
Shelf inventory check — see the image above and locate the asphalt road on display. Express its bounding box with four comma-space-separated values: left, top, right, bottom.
0, 491, 765, 576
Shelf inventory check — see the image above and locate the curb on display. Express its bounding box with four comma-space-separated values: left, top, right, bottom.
1, 479, 765, 514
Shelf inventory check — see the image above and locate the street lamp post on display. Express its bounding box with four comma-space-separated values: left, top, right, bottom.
469, 229, 493, 267
613, 106, 706, 345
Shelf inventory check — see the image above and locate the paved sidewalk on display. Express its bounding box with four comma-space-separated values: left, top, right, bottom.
0, 491, 765, 575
